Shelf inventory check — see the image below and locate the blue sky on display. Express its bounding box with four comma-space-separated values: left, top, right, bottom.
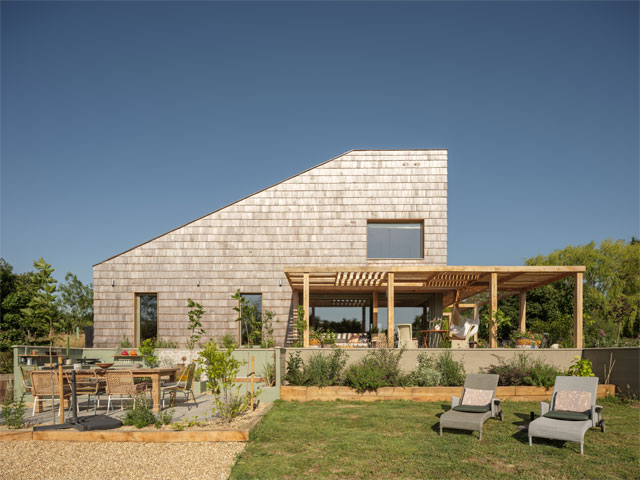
1, 1, 638, 288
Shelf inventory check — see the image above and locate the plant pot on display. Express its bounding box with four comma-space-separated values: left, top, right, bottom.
309, 339, 321, 347
65, 359, 73, 365
515, 338, 532, 347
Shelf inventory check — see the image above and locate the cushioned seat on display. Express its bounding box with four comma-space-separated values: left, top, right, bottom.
543, 411, 590, 421
453, 404, 491, 413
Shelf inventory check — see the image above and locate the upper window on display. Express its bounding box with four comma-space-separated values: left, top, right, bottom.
367, 222, 423, 259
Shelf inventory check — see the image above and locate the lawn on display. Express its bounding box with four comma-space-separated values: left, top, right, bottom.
230, 398, 639, 479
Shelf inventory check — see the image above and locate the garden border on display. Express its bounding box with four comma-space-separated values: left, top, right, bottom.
280, 385, 615, 402
0, 404, 270, 443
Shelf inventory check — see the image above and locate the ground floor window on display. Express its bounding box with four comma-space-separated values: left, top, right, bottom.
136, 293, 157, 345
237, 293, 262, 345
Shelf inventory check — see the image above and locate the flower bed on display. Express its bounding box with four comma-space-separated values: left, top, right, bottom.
280, 385, 615, 402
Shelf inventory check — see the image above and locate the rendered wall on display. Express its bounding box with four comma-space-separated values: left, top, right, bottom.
93, 150, 448, 347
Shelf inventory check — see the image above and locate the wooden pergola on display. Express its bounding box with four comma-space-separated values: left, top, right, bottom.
284, 266, 586, 349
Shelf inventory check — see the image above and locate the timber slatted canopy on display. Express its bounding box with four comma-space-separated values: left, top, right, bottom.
285, 265, 586, 349
285, 266, 585, 306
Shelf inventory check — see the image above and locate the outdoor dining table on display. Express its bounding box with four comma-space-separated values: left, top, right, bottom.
93, 367, 179, 412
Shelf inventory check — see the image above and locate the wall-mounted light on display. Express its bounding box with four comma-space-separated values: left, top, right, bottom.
197, 280, 200, 287
111, 280, 115, 287
279, 279, 282, 287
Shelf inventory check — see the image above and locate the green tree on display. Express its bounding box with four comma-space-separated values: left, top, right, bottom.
58, 272, 93, 334
186, 298, 206, 349
20, 258, 60, 350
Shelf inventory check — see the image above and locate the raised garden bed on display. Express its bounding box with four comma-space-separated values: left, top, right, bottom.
0, 404, 271, 443
280, 385, 615, 402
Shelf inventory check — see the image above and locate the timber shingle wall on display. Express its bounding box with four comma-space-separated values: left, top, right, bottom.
93, 150, 448, 347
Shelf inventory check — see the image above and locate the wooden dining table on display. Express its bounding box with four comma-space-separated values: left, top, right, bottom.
93, 367, 179, 412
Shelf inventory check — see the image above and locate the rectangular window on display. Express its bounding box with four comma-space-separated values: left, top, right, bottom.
238, 293, 262, 345
367, 222, 423, 259
136, 293, 157, 345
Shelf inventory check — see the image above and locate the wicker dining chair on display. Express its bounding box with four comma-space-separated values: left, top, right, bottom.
105, 370, 147, 413
63, 370, 105, 415
20, 364, 38, 394
162, 363, 197, 408
30, 370, 71, 417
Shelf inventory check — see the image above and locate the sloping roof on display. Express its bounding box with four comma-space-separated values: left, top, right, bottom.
94, 149, 446, 266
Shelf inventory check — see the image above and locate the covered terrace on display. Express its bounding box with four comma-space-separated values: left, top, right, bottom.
284, 266, 586, 348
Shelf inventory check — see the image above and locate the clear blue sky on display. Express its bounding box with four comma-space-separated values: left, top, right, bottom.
2, 1, 638, 287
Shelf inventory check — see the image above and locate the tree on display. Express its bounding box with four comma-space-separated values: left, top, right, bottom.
58, 272, 93, 334
186, 298, 206, 349
20, 258, 60, 348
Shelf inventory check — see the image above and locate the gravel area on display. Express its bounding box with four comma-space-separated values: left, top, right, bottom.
0, 441, 245, 480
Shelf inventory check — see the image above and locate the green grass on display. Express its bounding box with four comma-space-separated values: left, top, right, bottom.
231, 398, 640, 479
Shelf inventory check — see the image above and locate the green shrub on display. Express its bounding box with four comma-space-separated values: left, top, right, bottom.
566, 356, 595, 377
435, 351, 466, 386
343, 348, 409, 392
485, 353, 563, 388
139, 339, 159, 368
304, 348, 347, 387
1, 388, 25, 429
409, 353, 441, 387
122, 396, 156, 429
285, 351, 307, 385
222, 334, 237, 350
344, 359, 388, 392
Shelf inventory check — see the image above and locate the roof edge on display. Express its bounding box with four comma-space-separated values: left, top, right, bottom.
94, 149, 358, 266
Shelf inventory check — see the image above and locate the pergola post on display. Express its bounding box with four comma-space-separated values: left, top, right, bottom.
387, 273, 395, 348
473, 304, 479, 343
518, 291, 527, 333
574, 272, 583, 348
372, 291, 379, 330
303, 273, 310, 348
489, 272, 498, 348
361, 306, 366, 333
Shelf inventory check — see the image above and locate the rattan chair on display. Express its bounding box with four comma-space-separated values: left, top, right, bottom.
30, 370, 71, 417
64, 370, 105, 414
162, 363, 197, 408
105, 370, 147, 413
20, 364, 38, 394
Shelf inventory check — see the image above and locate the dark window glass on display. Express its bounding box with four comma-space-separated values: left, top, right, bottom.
367, 222, 423, 258
239, 294, 262, 345
137, 294, 157, 343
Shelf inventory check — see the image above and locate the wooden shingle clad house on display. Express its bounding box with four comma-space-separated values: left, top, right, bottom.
93, 149, 585, 348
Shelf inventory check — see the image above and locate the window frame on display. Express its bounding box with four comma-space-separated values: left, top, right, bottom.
236, 292, 262, 345
134, 292, 158, 347
366, 220, 425, 259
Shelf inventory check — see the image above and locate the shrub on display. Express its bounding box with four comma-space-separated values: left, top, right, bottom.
435, 351, 466, 386
485, 353, 563, 388
343, 348, 409, 391
122, 395, 157, 429
285, 351, 307, 385
566, 356, 595, 377
344, 359, 388, 392
222, 334, 237, 350
1, 388, 25, 429
139, 339, 159, 368
304, 348, 347, 387
409, 353, 441, 387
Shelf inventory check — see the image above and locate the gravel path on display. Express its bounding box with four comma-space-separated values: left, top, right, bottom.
0, 441, 245, 480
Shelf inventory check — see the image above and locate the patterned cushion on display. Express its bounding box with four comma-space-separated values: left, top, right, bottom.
554, 390, 591, 413
461, 388, 493, 406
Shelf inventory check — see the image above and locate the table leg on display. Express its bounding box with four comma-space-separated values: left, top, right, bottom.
151, 374, 161, 412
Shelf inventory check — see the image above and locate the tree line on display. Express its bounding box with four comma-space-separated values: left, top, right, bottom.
0, 257, 93, 352
476, 238, 639, 347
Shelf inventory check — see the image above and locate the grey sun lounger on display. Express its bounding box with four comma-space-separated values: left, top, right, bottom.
439, 373, 502, 440
528, 376, 604, 455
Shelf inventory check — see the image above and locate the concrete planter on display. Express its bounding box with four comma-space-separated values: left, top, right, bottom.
280, 384, 616, 402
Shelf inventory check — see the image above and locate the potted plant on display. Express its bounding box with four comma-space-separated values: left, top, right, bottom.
513, 331, 534, 348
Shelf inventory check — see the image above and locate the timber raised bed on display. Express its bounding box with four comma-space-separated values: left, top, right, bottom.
280, 385, 616, 402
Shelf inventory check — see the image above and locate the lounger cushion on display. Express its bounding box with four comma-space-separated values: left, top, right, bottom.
462, 388, 493, 406
543, 411, 590, 421
453, 404, 491, 413
554, 390, 591, 413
